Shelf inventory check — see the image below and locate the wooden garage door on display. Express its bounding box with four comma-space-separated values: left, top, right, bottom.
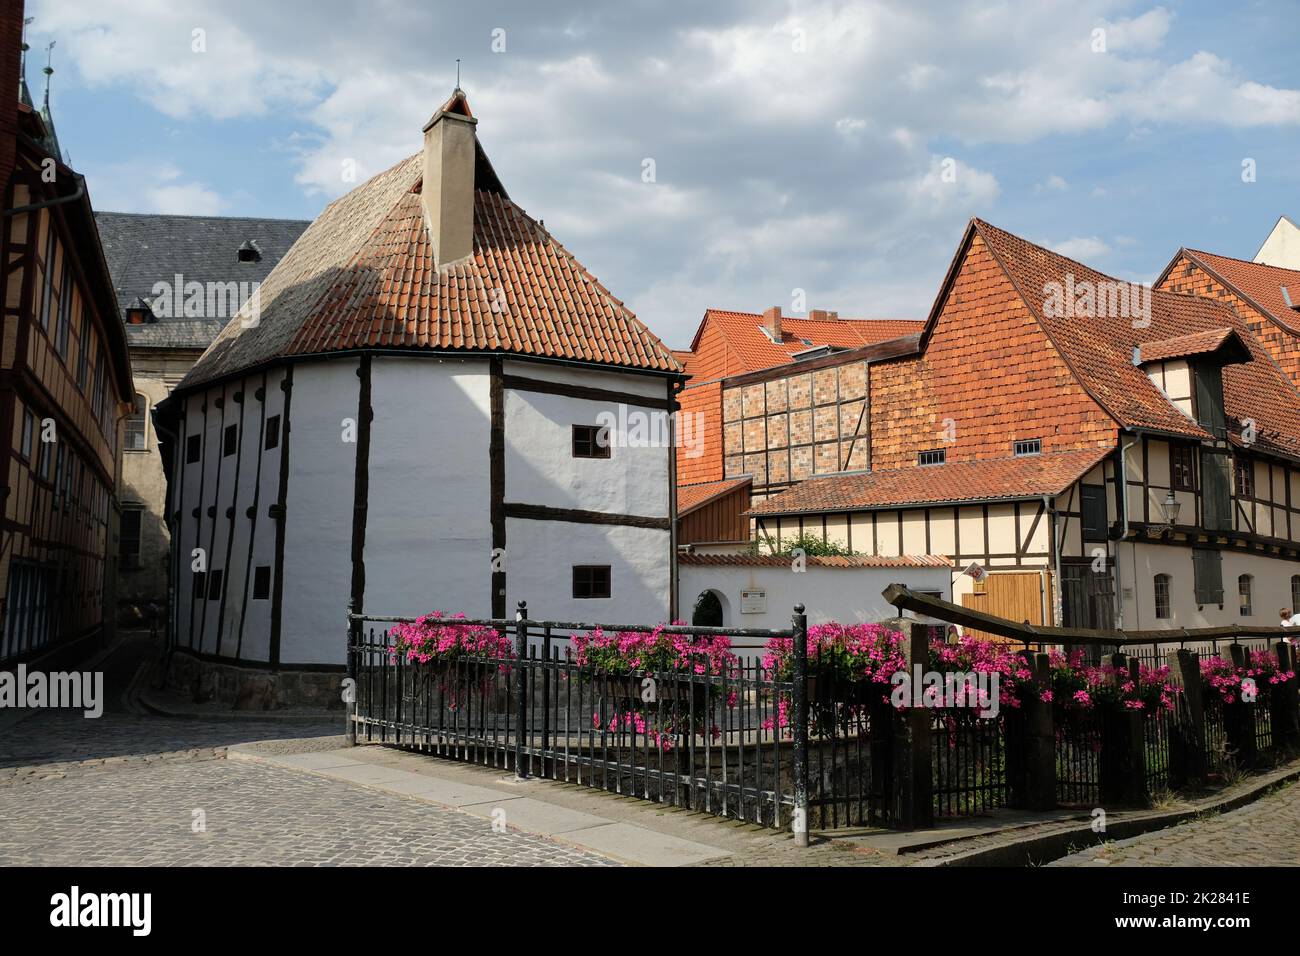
960, 571, 1051, 642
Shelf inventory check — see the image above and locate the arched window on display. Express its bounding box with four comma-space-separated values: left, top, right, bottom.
1153, 574, 1171, 620
1238, 574, 1253, 617
124, 394, 148, 451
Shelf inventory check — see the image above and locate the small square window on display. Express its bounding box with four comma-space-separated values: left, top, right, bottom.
572, 565, 611, 599
223, 424, 238, 457
208, 569, 224, 600
186, 433, 201, 464
253, 565, 271, 600
265, 415, 281, 450
918, 449, 946, 467
572, 424, 610, 459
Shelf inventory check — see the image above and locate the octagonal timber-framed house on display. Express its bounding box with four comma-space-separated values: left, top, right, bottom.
154, 90, 684, 693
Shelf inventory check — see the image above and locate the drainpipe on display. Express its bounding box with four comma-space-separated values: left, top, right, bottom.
1044, 495, 1061, 626
3, 174, 86, 216
1116, 433, 1141, 629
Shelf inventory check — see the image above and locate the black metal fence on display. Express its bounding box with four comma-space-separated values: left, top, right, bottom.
348, 605, 810, 831
347, 591, 1300, 839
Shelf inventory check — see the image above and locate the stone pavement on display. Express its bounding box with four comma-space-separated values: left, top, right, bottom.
1049, 780, 1300, 867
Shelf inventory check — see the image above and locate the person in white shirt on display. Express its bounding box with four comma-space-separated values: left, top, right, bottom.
1281, 608, 1300, 642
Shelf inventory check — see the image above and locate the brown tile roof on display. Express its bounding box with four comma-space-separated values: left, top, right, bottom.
747, 448, 1110, 516
964, 220, 1300, 460
1137, 327, 1246, 364
678, 552, 952, 568
682, 308, 924, 381
1179, 249, 1300, 336
180, 140, 679, 389
677, 476, 750, 516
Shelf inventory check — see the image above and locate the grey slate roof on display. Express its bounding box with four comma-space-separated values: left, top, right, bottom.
94, 212, 311, 349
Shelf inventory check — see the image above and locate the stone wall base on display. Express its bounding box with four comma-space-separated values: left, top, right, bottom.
164, 651, 346, 711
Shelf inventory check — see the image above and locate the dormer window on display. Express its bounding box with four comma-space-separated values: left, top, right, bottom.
125, 296, 154, 325
237, 240, 262, 263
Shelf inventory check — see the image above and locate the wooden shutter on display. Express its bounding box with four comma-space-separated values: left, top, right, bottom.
1192, 548, 1224, 605
1081, 485, 1108, 540
1195, 363, 1226, 439
1200, 449, 1232, 531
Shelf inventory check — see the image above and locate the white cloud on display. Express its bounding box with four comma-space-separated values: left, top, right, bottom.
88, 162, 225, 215
33, 0, 1300, 345
1049, 236, 1111, 260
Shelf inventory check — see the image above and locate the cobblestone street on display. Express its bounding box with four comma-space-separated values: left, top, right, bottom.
1050, 782, 1300, 867
0, 636, 612, 866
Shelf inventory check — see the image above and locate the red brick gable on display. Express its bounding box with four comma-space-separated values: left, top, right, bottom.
869, 232, 1117, 470
1157, 249, 1300, 390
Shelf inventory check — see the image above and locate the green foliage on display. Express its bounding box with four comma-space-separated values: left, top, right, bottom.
774, 532, 856, 558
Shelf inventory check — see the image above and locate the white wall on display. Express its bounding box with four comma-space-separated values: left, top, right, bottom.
1124, 540, 1300, 630
279, 360, 360, 665
678, 562, 951, 633
364, 357, 493, 620
506, 519, 670, 623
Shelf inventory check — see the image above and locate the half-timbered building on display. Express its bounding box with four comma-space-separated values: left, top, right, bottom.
154, 90, 682, 696
0, 15, 135, 665
744, 219, 1300, 632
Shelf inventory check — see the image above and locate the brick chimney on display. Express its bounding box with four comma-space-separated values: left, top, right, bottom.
421, 89, 478, 268
807, 309, 840, 322
762, 305, 782, 341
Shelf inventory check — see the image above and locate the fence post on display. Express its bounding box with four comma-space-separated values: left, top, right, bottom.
1226, 643, 1259, 767
515, 601, 528, 779
1099, 654, 1146, 805
1271, 641, 1299, 754
345, 600, 358, 746
1011, 650, 1055, 810
791, 604, 809, 848
1166, 648, 1206, 790
889, 619, 934, 829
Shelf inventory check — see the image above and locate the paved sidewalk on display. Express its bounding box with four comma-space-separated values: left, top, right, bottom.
231, 739, 901, 866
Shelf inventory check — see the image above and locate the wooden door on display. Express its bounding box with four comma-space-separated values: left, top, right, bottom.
960, 571, 1051, 642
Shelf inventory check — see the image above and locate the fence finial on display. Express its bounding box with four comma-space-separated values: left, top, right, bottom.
516, 600, 527, 622
794, 603, 805, 615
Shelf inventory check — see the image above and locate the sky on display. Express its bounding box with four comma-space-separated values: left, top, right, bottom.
24, 0, 1300, 349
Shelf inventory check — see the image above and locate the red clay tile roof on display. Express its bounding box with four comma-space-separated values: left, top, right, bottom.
747, 448, 1110, 516
1137, 327, 1246, 364
678, 552, 952, 568
677, 476, 751, 516
181, 135, 679, 389
964, 220, 1300, 460
682, 308, 924, 380
1177, 249, 1300, 336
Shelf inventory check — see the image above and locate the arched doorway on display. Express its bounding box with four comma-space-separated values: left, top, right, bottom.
691, 589, 729, 627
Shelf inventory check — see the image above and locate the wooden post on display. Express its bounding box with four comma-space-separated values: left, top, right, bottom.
1165, 648, 1206, 789
791, 605, 809, 847
887, 619, 933, 829
1271, 641, 1299, 753
1226, 642, 1259, 767
1099, 654, 1146, 805
1010, 650, 1055, 810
